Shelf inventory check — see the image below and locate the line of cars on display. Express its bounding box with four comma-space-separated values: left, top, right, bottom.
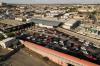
16, 29, 100, 64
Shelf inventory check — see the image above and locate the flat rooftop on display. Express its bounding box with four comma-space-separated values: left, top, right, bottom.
64, 19, 79, 26
0, 19, 26, 26
29, 18, 62, 26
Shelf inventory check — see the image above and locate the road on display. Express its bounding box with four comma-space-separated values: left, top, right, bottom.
4, 48, 60, 66
56, 27, 100, 48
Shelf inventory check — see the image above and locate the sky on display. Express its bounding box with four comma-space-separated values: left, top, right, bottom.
1, 0, 100, 4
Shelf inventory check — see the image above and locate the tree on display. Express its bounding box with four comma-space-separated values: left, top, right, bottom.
6, 32, 16, 37
69, 7, 77, 12
0, 34, 5, 40
91, 11, 97, 15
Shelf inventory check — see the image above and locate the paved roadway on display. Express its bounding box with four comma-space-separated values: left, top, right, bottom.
56, 27, 100, 48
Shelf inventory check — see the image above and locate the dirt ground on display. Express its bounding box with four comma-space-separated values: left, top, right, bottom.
4, 48, 60, 66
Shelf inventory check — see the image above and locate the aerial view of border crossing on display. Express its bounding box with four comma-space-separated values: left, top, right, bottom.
0, 0, 100, 66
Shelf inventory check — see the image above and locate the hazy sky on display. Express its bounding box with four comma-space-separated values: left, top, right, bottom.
1, 0, 100, 4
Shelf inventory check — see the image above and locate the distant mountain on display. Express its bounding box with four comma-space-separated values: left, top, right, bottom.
1, 0, 100, 4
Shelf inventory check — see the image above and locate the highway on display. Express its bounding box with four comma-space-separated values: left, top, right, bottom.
56, 27, 100, 48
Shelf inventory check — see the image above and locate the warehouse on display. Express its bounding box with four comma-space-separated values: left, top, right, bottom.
4, 22, 34, 32
62, 19, 81, 30
29, 18, 62, 28
0, 20, 34, 32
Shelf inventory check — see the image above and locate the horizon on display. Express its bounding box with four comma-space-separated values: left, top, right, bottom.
1, 0, 100, 4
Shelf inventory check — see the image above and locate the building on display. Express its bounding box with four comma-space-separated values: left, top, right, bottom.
46, 10, 65, 18
33, 14, 44, 18
85, 26, 100, 36
0, 37, 15, 48
29, 18, 62, 28
61, 13, 70, 19
21, 41, 99, 66
62, 19, 81, 30
78, 8, 95, 13
15, 17, 25, 21
96, 14, 100, 23
0, 2, 2, 6
0, 2, 7, 6
0, 19, 34, 32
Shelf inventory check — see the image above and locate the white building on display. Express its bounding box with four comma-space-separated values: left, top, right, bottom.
61, 13, 70, 19
26, 18, 31, 22
46, 10, 65, 18
0, 2, 7, 6
15, 17, 23, 21
78, 8, 95, 12
37, 23, 53, 28
0, 37, 16, 48
34, 14, 44, 18
0, 2, 2, 6
62, 19, 81, 30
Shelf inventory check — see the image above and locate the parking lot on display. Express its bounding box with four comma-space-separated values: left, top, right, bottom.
16, 26, 100, 65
